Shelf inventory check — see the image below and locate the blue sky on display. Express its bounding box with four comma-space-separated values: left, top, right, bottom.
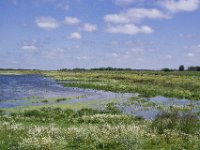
1, 0, 200, 70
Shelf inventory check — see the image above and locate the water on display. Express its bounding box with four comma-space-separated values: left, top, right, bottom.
0, 75, 133, 108
0, 75, 199, 119
119, 96, 200, 119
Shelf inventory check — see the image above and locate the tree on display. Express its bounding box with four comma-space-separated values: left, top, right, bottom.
161, 68, 171, 72
179, 65, 184, 71
188, 66, 200, 71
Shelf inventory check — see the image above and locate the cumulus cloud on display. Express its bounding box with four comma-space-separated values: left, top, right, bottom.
82, 23, 97, 32
104, 8, 170, 24
183, 44, 200, 52
64, 16, 80, 25
20, 40, 38, 51
68, 32, 82, 40
186, 53, 195, 57
160, 0, 200, 13
21, 45, 37, 50
35, 16, 60, 30
105, 24, 154, 35
76, 56, 88, 60
166, 55, 173, 59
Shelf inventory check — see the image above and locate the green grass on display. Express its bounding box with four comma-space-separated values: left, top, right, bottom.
1, 70, 200, 100
0, 70, 200, 149
22, 95, 88, 104
0, 106, 199, 150
39, 70, 200, 100
2, 98, 119, 113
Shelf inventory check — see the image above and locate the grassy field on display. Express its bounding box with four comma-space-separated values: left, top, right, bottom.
42, 70, 200, 100
3, 69, 200, 100
0, 70, 200, 149
0, 106, 199, 149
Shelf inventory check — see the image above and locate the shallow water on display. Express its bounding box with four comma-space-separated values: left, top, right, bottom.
0, 75, 133, 108
0, 75, 199, 119
118, 96, 200, 119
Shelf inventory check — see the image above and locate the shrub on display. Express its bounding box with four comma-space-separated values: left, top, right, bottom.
23, 109, 42, 118
151, 110, 199, 134
179, 65, 185, 71
75, 108, 104, 117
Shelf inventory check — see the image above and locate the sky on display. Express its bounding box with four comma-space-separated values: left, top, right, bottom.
0, 0, 200, 70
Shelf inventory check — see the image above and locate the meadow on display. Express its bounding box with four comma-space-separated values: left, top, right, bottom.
43, 70, 200, 100
0, 69, 200, 149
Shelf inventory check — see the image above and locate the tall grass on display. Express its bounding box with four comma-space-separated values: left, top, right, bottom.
1, 107, 199, 149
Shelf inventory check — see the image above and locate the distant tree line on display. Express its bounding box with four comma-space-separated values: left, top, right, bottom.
60, 66, 200, 72
1, 66, 200, 72
187, 66, 200, 71
0, 68, 40, 71
59, 67, 158, 72
59, 67, 133, 71
161, 65, 200, 72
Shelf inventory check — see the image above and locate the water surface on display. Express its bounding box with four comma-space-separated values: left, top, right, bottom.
0, 75, 199, 119
0, 75, 132, 108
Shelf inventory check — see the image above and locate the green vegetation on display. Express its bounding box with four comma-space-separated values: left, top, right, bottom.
0, 69, 200, 149
179, 65, 185, 71
0, 106, 199, 150
23, 95, 87, 104
41, 70, 200, 100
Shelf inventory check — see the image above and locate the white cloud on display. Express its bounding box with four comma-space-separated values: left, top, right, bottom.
76, 56, 88, 60
68, 32, 82, 40
131, 47, 145, 53
35, 16, 60, 30
186, 53, 195, 57
110, 53, 119, 57
64, 16, 80, 25
104, 14, 130, 24
183, 44, 200, 52
20, 40, 38, 51
166, 55, 173, 59
82, 23, 97, 32
21, 45, 37, 50
105, 24, 154, 35
104, 8, 170, 24
160, 0, 200, 13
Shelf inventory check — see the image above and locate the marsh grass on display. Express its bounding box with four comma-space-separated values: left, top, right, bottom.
0, 107, 200, 149
41, 99, 49, 103
1, 70, 200, 149
0, 107, 144, 149
151, 110, 200, 134
42, 70, 200, 100
56, 98, 68, 102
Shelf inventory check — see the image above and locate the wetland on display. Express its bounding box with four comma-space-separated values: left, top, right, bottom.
0, 70, 200, 149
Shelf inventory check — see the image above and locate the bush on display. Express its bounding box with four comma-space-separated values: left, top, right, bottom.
151, 110, 199, 134
23, 109, 42, 118
0, 110, 4, 116
179, 65, 184, 71
76, 108, 104, 117
161, 68, 172, 72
